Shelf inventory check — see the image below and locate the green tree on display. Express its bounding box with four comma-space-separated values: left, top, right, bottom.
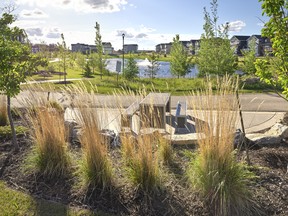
83, 62, 92, 78
95, 22, 106, 79
146, 52, 160, 79
124, 54, 139, 80
0, 13, 33, 150
170, 34, 192, 78
240, 38, 257, 75
89, 52, 98, 74
58, 33, 68, 84
255, 0, 288, 99
76, 52, 86, 73
197, 0, 237, 77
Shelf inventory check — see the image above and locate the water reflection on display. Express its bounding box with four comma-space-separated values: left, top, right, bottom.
105, 58, 198, 78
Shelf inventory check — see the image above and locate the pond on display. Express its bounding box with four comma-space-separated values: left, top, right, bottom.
105, 58, 199, 78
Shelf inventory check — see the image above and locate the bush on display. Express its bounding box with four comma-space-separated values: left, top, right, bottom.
187, 76, 258, 216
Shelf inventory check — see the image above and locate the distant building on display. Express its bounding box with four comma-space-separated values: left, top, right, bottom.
230, 35, 272, 56
230, 35, 250, 55
123, 44, 138, 53
155, 43, 172, 54
71, 42, 114, 54
156, 40, 200, 55
187, 39, 201, 55
102, 42, 113, 54
247, 35, 272, 56
71, 43, 91, 53
31, 43, 58, 53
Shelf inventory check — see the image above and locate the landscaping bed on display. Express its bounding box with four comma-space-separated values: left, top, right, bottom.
0, 132, 287, 215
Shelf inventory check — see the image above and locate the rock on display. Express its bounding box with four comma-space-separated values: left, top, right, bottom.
246, 133, 282, 147
265, 123, 288, 139
64, 119, 82, 145
100, 129, 120, 148
234, 129, 257, 149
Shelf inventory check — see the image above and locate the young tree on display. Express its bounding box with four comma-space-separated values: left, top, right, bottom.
170, 34, 192, 78
58, 33, 68, 84
0, 13, 33, 150
197, 0, 237, 77
145, 52, 160, 79
255, 0, 288, 99
89, 52, 98, 74
240, 38, 256, 75
83, 62, 92, 78
95, 22, 107, 79
76, 52, 86, 74
124, 54, 139, 80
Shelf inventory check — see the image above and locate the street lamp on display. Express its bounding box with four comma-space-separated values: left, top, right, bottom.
122, 33, 125, 77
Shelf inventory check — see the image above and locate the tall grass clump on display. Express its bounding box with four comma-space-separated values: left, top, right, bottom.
187, 76, 258, 216
29, 105, 70, 179
68, 82, 113, 190
121, 132, 160, 192
0, 95, 8, 126
19, 84, 70, 179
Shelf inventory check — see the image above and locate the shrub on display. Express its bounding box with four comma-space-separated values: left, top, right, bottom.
187, 76, 258, 216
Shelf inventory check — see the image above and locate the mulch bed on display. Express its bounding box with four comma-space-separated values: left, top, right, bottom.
0, 126, 287, 215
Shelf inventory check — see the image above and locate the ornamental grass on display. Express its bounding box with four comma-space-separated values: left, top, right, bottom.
188, 76, 259, 216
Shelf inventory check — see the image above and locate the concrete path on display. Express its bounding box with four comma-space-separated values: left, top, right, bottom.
13, 91, 288, 140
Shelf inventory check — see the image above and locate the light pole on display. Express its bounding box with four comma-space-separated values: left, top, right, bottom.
122, 33, 125, 77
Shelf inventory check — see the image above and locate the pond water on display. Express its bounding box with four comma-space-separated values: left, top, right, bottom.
105, 58, 199, 78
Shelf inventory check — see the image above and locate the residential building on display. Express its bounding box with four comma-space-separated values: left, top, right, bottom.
71, 42, 115, 54
31, 43, 58, 53
71, 43, 90, 53
123, 44, 138, 53
155, 43, 172, 54
156, 40, 200, 55
189, 39, 201, 55
230, 35, 250, 55
102, 42, 113, 54
247, 35, 272, 56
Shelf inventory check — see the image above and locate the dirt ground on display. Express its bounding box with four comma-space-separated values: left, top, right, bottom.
0, 126, 287, 216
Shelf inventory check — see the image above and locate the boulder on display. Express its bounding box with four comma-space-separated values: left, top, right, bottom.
64, 119, 82, 145
265, 123, 288, 139
246, 133, 282, 147
234, 129, 257, 149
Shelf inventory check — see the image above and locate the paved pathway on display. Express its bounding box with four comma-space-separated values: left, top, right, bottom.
12, 90, 288, 135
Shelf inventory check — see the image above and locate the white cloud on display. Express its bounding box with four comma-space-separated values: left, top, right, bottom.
20, 8, 49, 18
16, 0, 128, 13
25, 27, 44, 36
228, 20, 246, 32
257, 22, 264, 27
45, 27, 61, 38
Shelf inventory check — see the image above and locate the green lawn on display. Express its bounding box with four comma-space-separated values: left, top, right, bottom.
0, 181, 99, 216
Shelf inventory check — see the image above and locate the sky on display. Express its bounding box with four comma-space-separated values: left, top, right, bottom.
1, 0, 268, 50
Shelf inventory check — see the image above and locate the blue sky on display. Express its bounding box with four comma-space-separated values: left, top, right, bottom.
3, 0, 267, 50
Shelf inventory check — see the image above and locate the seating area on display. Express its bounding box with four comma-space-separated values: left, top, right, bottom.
120, 100, 140, 128
120, 93, 189, 135
175, 101, 187, 131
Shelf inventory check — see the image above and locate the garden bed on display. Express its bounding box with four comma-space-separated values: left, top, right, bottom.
0, 131, 287, 215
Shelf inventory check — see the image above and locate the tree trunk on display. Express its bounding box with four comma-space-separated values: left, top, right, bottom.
7, 95, 19, 152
